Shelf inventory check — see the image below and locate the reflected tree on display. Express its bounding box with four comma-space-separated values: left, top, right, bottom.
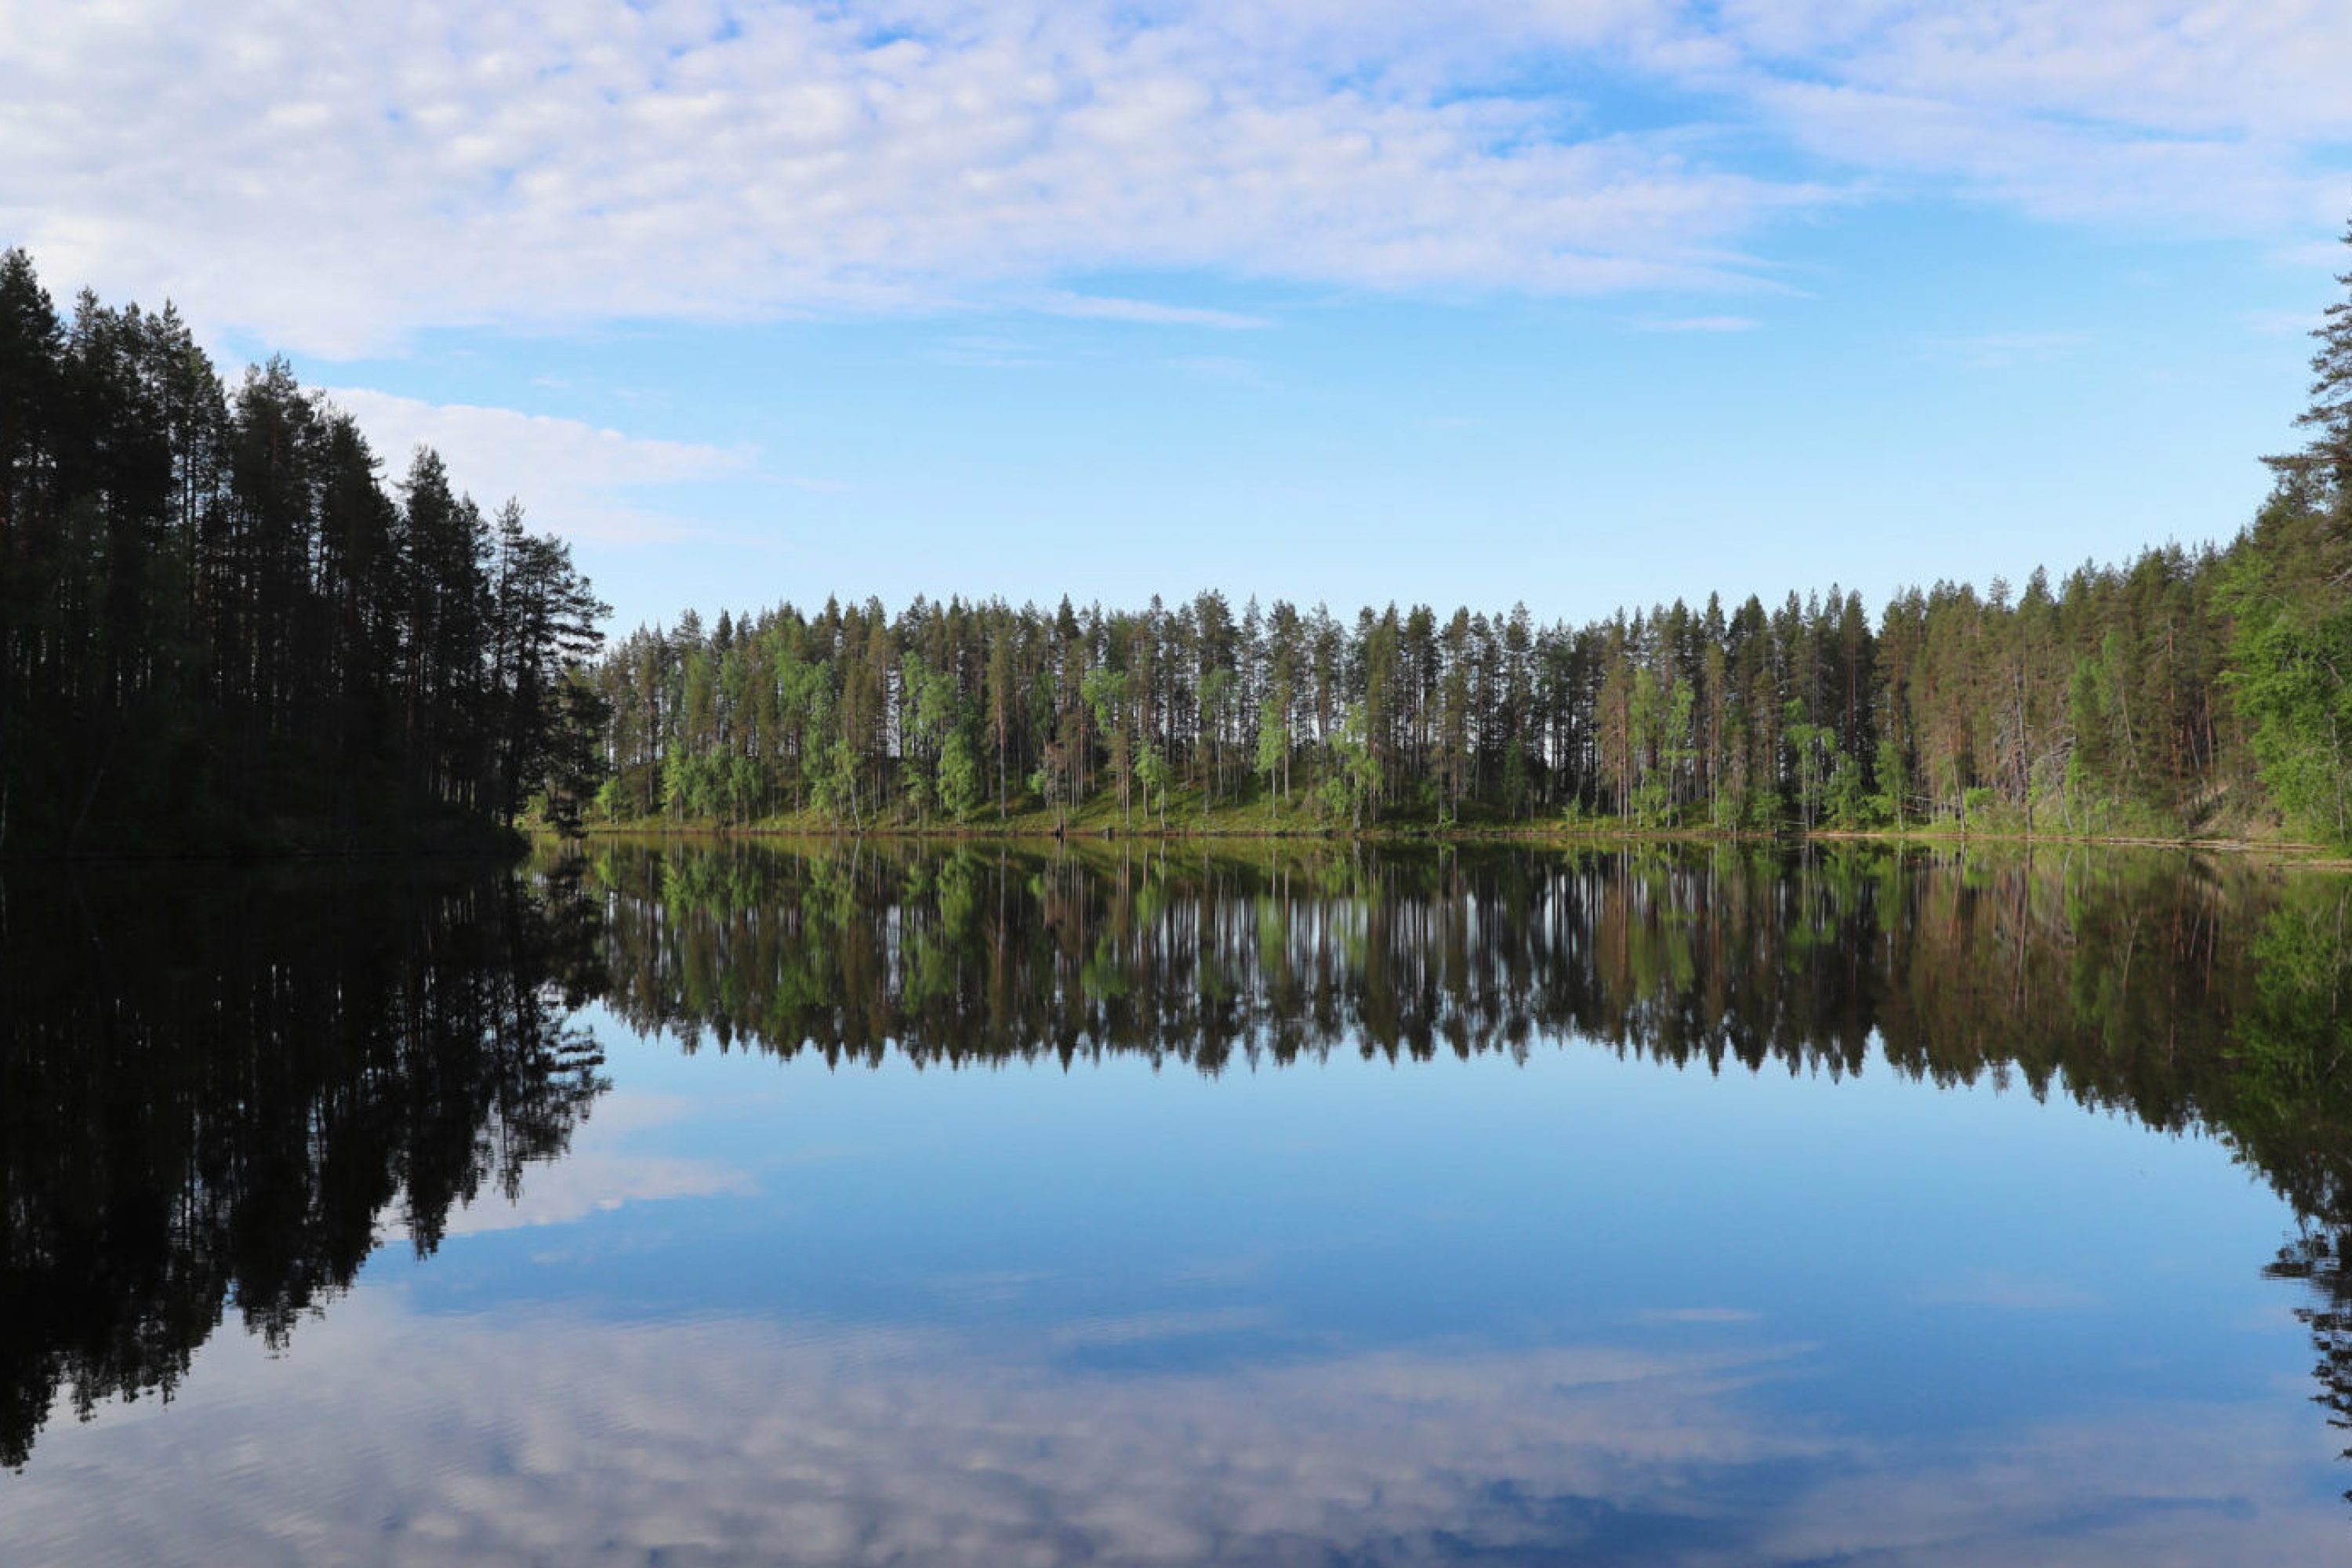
575, 838, 2269, 1109
2244, 882, 2352, 1492
16, 837, 2352, 1493
0, 865, 607, 1468
572, 837, 2352, 1497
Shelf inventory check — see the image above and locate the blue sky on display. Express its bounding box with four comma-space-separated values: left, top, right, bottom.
8, 2, 2350, 632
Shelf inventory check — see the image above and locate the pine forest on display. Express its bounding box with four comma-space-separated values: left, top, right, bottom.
5, 242, 2352, 855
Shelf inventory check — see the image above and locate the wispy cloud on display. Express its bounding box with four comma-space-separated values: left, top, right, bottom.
1922, 329, 2090, 369
1635, 1305, 1763, 1324
322, 387, 750, 544
1047, 1307, 1271, 1348
930, 334, 1057, 369
0, 2, 1817, 355
1722, 4, 2352, 235
1639, 314, 1762, 332
1912, 1269, 2100, 1312
1033, 291, 1271, 330
5, 2, 2349, 358
13, 1301, 2340, 1567
2245, 308, 2321, 338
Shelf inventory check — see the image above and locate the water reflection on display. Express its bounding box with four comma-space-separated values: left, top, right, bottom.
579, 837, 2352, 1483
18, 1299, 2338, 1566
9, 839, 2352, 1564
582, 839, 2284, 1117
0, 865, 607, 1468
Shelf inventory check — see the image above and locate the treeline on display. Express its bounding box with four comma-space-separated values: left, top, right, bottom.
0, 250, 607, 853
590, 544, 2299, 843
589, 238, 2352, 851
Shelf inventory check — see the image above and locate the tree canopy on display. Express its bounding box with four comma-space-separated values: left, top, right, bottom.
0, 250, 607, 853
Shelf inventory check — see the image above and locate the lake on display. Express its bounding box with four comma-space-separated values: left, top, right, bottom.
5, 841, 2350, 1566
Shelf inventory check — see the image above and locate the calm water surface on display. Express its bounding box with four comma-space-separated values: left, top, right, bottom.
5, 842, 2351, 1566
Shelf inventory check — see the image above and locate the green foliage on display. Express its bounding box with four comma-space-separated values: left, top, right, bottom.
566, 231, 2352, 850
811, 736, 861, 826
1871, 734, 1910, 828
1501, 738, 1533, 820
579, 555, 2312, 844
662, 748, 737, 822
1255, 695, 1288, 800
1824, 753, 1879, 828
2223, 506, 2352, 849
1135, 745, 1173, 827
1316, 705, 1383, 828
938, 728, 984, 819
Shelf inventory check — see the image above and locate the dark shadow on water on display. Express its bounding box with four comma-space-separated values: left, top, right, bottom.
0, 862, 608, 1468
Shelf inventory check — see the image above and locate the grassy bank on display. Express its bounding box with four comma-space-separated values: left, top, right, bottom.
553, 781, 2340, 863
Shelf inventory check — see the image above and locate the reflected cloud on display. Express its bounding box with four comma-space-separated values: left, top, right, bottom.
14, 846, 2352, 1565
385, 1091, 753, 1241
1046, 1307, 1270, 1349
1914, 1270, 2102, 1313
9, 1298, 2336, 1567
925, 1269, 1057, 1308
1761, 1407, 2329, 1568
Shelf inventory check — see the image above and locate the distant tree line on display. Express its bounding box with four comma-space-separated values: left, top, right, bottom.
0, 250, 608, 853
589, 239, 2352, 850
592, 555, 2258, 841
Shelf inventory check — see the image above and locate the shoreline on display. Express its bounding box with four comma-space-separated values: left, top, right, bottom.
554, 818, 2347, 868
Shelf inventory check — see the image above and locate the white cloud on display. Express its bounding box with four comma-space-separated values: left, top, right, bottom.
0, 1, 1809, 355
1716, 3, 2352, 234
5, 2, 2351, 357
1033, 290, 1270, 329
321, 387, 750, 543
1719, 2, 2352, 142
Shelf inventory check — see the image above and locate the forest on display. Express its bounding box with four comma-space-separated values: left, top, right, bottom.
5, 238, 2351, 855
0, 250, 606, 854
584, 245, 2352, 852
591, 554, 2237, 841
589, 502, 2347, 849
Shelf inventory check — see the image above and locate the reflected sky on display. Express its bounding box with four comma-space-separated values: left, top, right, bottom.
6, 847, 2350, 1565
14, 1292, 2337, 1567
